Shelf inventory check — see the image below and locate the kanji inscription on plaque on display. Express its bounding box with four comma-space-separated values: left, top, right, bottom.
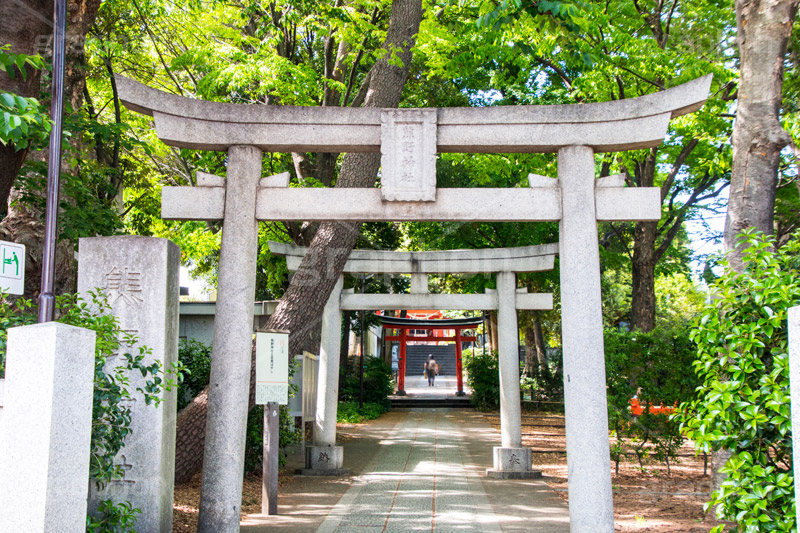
380, 109, 437, 202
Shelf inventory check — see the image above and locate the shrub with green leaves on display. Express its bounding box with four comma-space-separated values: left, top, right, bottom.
605, 326, 700, 474
244, 404, 302, 472
337, 401, 388, 423
519, 357, 563, 403
465, 351, 500, 410
85, 500, 141, 533
341, 355, 393, 410
678, 230, 800, 532
244, 357, 302, 472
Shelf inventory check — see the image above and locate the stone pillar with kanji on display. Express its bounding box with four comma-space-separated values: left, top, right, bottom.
79, 236, 180, 533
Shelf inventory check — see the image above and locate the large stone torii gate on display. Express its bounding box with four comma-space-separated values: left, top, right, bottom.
269, 241, 557, 478
118, 74, 711, 533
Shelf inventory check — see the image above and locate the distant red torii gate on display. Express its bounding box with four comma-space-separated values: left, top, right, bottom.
380, 315, 484, 396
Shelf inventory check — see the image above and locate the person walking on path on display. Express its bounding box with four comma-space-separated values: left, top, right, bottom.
424, 354, 439, 387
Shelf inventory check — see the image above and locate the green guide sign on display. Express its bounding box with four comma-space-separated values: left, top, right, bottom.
0, 240, 24, 295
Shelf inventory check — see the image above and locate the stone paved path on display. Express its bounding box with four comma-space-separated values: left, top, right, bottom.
241, 408, 569, 532
317, 409, 500, 532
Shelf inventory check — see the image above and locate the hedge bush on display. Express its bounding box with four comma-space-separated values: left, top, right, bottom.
679, 230, 800, 531
465, 351, 500, 410
341, 355, 393, 410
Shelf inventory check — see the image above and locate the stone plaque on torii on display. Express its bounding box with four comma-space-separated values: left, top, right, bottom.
117, 74, 712, 533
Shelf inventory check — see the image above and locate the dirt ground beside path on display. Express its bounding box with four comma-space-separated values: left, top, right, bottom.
482, 410, 732, 532
173, 410, 733, 531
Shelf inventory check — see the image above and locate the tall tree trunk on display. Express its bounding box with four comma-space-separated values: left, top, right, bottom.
523, 325, 536, 376
173, 0, 424, 484
631, 221, 658, 332
532, 319, 547, 369
724, 0, 799, 270
715, 0, 799, 494
488, 312, 499, 354
628, 148, 659, 333
0, 0, 102, 299
522, 319, 547, 376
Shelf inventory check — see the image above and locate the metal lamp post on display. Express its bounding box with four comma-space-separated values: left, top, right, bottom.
38, 0, 67, 322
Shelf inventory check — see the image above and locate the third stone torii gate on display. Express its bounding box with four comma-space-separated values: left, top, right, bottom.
117, 74, 712, 533
268, 241, 557, 478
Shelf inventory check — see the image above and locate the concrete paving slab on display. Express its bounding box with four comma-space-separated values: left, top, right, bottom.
241, 408, 569, 532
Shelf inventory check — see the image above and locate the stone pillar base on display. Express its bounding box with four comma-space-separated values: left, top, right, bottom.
486, 447, 542, 479
298, 446, 349, 476
455, 390, 466, 397
395, 390, 407, 396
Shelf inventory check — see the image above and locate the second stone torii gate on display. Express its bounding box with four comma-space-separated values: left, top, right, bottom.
269, 241, 557, 477
118, 74, 712, 532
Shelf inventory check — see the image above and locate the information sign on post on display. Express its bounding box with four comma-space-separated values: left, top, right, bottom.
0, 240, 25, 295
255, 331, 289, 405
256, 329, 290, 516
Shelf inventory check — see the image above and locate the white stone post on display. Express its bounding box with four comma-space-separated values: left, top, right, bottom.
305, 275, 347, 474
197, 145, 262, 532
558, 145, 614, 531
79, 235, 180, 533
488, 271, 536, 478
788, 305, 800, 529
0, 323, 96, 532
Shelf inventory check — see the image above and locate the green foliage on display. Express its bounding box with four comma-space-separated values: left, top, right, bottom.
0, 90, 50, 149
605, 326, 700, 473
0, 46, 51, 149
15, 157, 125, 240
465, 351, 500, 411
679, 230, 800, 531
85, 500, 141, 533
337, 401, 388, 423
340, 355, 393, 410
0, 45, 45, 78
520, 359, 563, 402
176, 338, 212, 411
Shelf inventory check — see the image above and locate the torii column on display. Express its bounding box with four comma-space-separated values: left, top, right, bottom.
159, 164, 292, 532
558, 147, 615, 532
487, 271, 537, 478
196, 147, 262, 533
303, 276, 348, 474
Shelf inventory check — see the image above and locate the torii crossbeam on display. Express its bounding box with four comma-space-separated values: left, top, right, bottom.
117, 74, 712, 533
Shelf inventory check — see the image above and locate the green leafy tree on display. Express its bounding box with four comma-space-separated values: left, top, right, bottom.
679, 230, 800, 531
0, 46, 50, 151
469, 0, 735, 332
